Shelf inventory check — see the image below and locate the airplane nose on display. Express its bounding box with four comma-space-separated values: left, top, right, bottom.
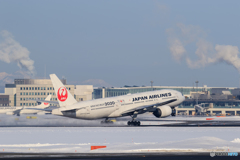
181, 94, 185, 102
178, 92, 185, 102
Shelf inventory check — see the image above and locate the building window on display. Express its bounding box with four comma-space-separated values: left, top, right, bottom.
50, 87, 52, 90
26, 93, 28, 95
47, 93, 49, 95
20, 98, 22, 101
53, 92, 55, 95
38, 92, 40, 95
41, 87, 43, 90
20, 92, 22, 95
26, 87, 28, 90
29, 92, 31, 95
23, 103, 25, 105
47, 87, 49, 90
32, 92, 34, 95
26, 103, 28, 106
35, 92, 37, 95
29, 103, 31, 106
29, 87, 31, 90
32, 87, 34, 90
23, 92, 25, 95
38, 87, 40, 90
41, 92, 43, 95
32, 103, 34, 106
23, 87, 25, 90
44, 87, 46, 90
44, 92, 46, 95
20, 103, 22, 106
69, 88, 71, 90
20, 87, 22, 90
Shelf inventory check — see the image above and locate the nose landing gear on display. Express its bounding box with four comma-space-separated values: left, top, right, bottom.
171, 108, 176, 116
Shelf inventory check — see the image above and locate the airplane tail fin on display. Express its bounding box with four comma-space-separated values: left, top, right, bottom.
50, 74, 77, 107
37, 95, 51, 109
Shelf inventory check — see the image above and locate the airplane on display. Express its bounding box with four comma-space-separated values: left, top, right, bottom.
4, 95, 51, 116
33, 74, 185, 126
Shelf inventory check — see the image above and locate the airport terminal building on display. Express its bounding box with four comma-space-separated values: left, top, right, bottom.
93, 85, 213, 99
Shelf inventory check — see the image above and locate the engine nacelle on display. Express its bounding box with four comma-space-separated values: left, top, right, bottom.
153, 105, 172, 118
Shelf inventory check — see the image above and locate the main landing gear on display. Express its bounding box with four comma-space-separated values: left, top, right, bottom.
101, 118, 114, 124
127, 121, 141, 126
127, 114, 141, 126
171, 108, 176, 116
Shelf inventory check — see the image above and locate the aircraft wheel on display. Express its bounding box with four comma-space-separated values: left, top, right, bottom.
137, 121, 141, 126
128, 121, 141, 126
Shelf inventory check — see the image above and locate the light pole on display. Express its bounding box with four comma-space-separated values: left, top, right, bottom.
150, 81, 153, 89
195, 81, 199, 105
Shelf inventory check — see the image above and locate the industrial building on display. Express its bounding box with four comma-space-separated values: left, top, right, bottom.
2, 79, 93, 107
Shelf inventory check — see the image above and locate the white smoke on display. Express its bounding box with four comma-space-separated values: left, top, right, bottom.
167, 23, 240, 72
0, 30, 35, 76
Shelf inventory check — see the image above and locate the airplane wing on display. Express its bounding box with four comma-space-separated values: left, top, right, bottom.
121, 98, 177, 116
25, 108, 53, 112
11, 107, 24, 116
25, 105, 59, 112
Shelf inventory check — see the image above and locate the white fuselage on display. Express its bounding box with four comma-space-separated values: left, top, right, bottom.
0, 107, 22, 114
52, 89, 185, 119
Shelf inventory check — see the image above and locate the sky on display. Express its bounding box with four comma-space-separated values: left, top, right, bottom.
0, 0, 240, 89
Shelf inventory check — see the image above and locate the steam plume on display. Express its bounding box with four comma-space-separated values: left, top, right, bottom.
167, 23, 240, 72
0, 30, 35, 76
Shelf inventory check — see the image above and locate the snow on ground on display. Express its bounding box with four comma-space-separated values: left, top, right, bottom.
0, 127, 239, 153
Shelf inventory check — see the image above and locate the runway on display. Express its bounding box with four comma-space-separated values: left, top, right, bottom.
0, 114, 240, 127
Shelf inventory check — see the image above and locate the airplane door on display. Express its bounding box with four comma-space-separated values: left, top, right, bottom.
115, 100, 120, 111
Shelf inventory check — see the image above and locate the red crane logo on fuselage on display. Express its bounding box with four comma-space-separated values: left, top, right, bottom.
57, 86, 68, 102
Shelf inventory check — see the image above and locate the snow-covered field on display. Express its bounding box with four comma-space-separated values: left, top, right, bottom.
0, 127, 239, 153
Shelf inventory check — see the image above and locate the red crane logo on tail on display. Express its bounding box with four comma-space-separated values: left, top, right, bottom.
57, 86, 68, 102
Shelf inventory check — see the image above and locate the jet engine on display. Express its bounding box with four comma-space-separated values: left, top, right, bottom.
153, 105, 172, 118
